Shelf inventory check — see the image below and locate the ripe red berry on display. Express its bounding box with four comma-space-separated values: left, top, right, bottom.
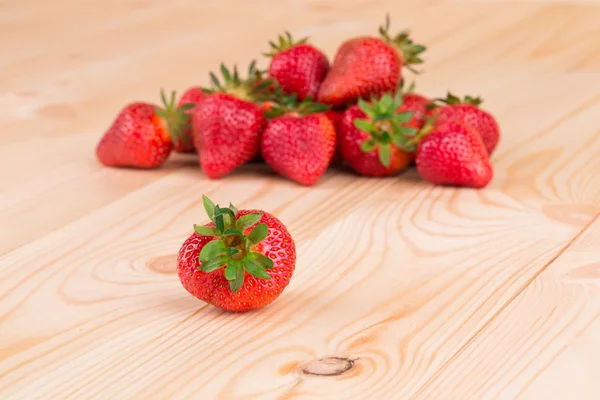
177, 195, 296, 312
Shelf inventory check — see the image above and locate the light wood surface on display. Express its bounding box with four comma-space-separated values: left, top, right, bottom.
1, 0, 599, 399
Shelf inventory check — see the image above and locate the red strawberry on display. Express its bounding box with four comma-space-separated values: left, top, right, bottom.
400, 93, 432, 128
318, 15, 426, 107
174, 87, 208, 153
325, 109, 344, 165
265, 32, 330, 101
177, 195, 296, 312
413, 120, 493, 188
339, 91, 417, 177
261, 97, 336, 186
428, 93, 500, 155
96, 90, 191, 169
192, 63, 269, 179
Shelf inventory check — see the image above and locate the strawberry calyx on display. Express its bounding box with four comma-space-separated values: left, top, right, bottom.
193, 194, 274, 294
378, 13, 426, 73
205, 61, 275, 103
353, 91, 418, 167
395, 115, 437, 153
264, 92, 330, 119
397, 78, 416, 94
428, 92, 484, 111
155, 89, 196, 146
263, 31, 309, 57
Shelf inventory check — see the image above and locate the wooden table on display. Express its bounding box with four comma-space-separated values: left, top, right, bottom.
1, 0, 599, 398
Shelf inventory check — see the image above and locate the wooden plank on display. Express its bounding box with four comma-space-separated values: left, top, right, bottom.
0, 169, 593, 399
413, 215, 600, 400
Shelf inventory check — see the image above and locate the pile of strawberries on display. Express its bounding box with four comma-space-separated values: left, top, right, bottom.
96, 15, 499, 189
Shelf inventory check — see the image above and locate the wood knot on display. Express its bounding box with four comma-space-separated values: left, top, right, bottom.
146, 255, 177, 274
301, 357, 356, 377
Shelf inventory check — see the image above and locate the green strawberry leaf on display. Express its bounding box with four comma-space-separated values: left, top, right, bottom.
229, 263, 246, 293
354, 119, 372, 133
378, 144, 391, 167
247, 223, 268, 244
236, 213, 263, 232
200, 254, 229, 273
360, 138, 377, 152
199, 239, 226, 262
358, 98, 376, 118
223, 228, 243, 236
244, 259, 272, 280
398, 126, 418, 137
220, 64, 231, 84
202, 194, 216, 222
194, 225, 217, 236
227, 247, 240, 257
214, 207, 236, 219
213, 206, 226, 233
225, 263, 236, 280
380, 94, 393, 111
392, 112, 413, 124
248, 252, 274, 270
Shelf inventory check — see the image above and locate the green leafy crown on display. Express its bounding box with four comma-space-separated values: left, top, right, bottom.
427, 91, 483, 112
193, 194, 275, 293
264, 90, 331, 119
155, 89, 196, 147
378, 13, 427, 73
263, 31, 309, 57
203, 61, 275, 102
353, 90, 418, 164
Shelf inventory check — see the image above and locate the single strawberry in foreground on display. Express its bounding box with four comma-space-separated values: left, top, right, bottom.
265, 31, 330, 101
192, 62, 271, 179
413, 120, 493, 188
174, 87, 208, 153
339, 91, 417, 177
177, 195, 296, 313
317, 14, 426, 107
96, 90, 193, 169
428, 92, 500, 155
261, 95, 336, 186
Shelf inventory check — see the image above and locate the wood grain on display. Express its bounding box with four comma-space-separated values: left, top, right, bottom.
1, 0, 599, 399
413, 216, 600, 400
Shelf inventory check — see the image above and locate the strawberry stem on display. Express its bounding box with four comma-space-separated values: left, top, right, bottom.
194, 194, 274, 293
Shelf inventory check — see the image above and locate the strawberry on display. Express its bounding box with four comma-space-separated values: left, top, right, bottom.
317, 15, 426, 107
265, 32, 330, 101
325, 109, 344, 164
192, 63, 270, 179
261, 96, 335, 186
428, 92, 500, 155
412, 120, 493, 188
96, 90, 192, 169
396, 81, 433, 130
174, 87, 208, 153
339, 91, 417, 177
400, 92, 432, 128
177, 195, 296, 312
